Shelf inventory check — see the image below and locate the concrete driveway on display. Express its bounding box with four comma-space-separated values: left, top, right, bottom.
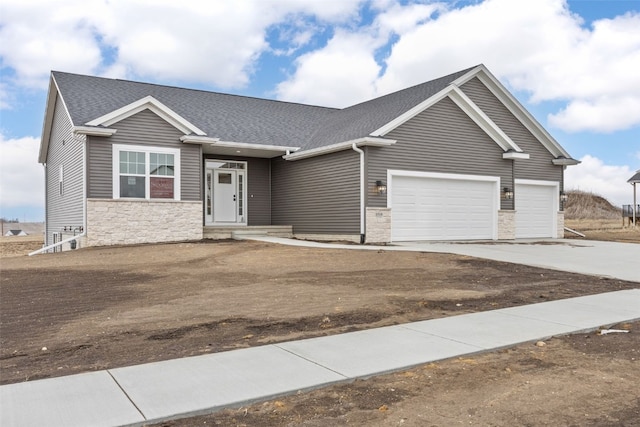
244, 237, 640, 283
394, 239, 640, 282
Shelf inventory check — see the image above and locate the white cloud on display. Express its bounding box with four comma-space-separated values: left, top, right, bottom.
0, 0, 365, 89
0, 134, 44, 209
564, 155, 635, 207
274, 0, 640, 133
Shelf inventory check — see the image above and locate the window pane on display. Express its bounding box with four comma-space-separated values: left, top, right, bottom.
218, 173, 232, 184
120, 175, 145, 198
150, 153, 174, 176
120, 151, 145, 175
150, 177, 174, 198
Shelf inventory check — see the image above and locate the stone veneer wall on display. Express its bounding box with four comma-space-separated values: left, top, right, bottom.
557, 211, 565, 238
86, 199, 202, 247
365, 207, 391, 243
498, 210, 516, 240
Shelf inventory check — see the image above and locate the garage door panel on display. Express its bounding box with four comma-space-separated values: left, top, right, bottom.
515, 183, 556, 238
391, 175, 496, 241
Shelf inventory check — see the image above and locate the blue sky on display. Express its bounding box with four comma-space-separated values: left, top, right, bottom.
1, 0, 639, 222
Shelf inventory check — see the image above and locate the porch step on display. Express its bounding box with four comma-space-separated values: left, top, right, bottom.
203, 225, 293, 240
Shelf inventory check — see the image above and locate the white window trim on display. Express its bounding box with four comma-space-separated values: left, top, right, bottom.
112, 144, 181, 200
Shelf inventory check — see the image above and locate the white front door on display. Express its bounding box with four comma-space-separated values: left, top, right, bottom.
214, 170, 237, 222
205, 160, 247, 225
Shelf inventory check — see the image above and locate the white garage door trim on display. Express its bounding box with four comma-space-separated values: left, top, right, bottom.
387, 170, 500, 242
514, 179, 559, 239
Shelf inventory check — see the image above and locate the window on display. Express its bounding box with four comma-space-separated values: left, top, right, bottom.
113, 144, 180, 200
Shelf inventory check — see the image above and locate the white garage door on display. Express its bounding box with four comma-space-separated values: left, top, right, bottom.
391, 174, 497, 241
515, 183, 556, 238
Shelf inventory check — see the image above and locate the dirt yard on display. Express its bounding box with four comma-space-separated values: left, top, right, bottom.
1, 235, 639, 425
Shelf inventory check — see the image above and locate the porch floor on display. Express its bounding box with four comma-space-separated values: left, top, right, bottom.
203, 225, 293, 240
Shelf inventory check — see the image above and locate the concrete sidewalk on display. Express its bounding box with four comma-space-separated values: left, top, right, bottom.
242, 237, 640, 282
2, 289, 639, 427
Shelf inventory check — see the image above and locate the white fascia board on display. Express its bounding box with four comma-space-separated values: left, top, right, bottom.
448, 86, 522, 152
180, 135, 221, 144
181, 135, 300, 153
502, 151, 530, 160
86, 95, 206, 136
283, 137, 396, 161
39, 76, 76, 163
73, 126, 117, 136
472, 67, 572, 159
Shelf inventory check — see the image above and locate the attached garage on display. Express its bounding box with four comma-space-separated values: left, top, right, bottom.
390, 172, 499, 241
515, 180, 558, 238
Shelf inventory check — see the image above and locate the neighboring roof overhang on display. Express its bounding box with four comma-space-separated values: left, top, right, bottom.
283, 137, 396, 161
453, 64, 575, 160
370, 80, 525, 155
73, 126, 117, 136
86, 95, 206, 136
181, 135, 300, 158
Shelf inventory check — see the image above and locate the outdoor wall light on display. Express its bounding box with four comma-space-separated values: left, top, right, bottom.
560, 191, 568, 202
503, 187, 513, 200
376, 180, 387, 195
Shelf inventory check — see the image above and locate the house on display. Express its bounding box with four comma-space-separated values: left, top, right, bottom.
4, 229, 28, 237
38, 64, 578, 250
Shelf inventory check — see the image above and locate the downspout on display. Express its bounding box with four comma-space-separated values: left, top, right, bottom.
82, 138, 87, 244
352, 143, 365, 244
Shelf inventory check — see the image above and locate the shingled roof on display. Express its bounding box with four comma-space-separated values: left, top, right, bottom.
52, 72, 337, 147
51, 66, 475, 152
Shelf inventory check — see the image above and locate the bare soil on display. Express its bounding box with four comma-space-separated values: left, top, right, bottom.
1, 237, 639, 425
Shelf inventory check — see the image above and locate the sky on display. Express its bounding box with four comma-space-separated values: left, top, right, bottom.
1, 0, 639, 222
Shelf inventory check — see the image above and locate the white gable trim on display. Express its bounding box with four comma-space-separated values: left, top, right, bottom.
86, 95, 206, 136
455, 65, 572, 159
284, 137, 396, 161
371, 83, 523, 153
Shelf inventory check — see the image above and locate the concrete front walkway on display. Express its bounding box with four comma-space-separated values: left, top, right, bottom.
243, 237, 640, 282
2, 289, 639, 427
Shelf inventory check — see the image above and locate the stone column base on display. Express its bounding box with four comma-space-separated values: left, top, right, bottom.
366, 207, 391, 244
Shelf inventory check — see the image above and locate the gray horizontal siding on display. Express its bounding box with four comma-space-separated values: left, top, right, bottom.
271, 150, 360, 234
203, 155, 271, 226
87, 109, 201, 201
460, 77, 562, 186
370, 96, 514, 210
45, 95, 84, 245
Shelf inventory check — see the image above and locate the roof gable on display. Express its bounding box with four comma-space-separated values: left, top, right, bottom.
85, 95, 206, 136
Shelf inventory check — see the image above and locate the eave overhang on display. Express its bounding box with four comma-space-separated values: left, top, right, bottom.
180, 135, 300, 158
503, 151, 530, 160
73, 126, 117, 137
552, 156, 581, 166
283, 137, 396, 161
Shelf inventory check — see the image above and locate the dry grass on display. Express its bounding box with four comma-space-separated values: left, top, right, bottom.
0, 235, 44, 258
564, 190, 621, 220
564, 219, 639, 243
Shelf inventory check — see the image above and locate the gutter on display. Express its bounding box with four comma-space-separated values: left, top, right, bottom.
352, 143, 365, 244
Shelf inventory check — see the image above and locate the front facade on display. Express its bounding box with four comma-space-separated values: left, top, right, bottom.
38, 65, 578, 251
